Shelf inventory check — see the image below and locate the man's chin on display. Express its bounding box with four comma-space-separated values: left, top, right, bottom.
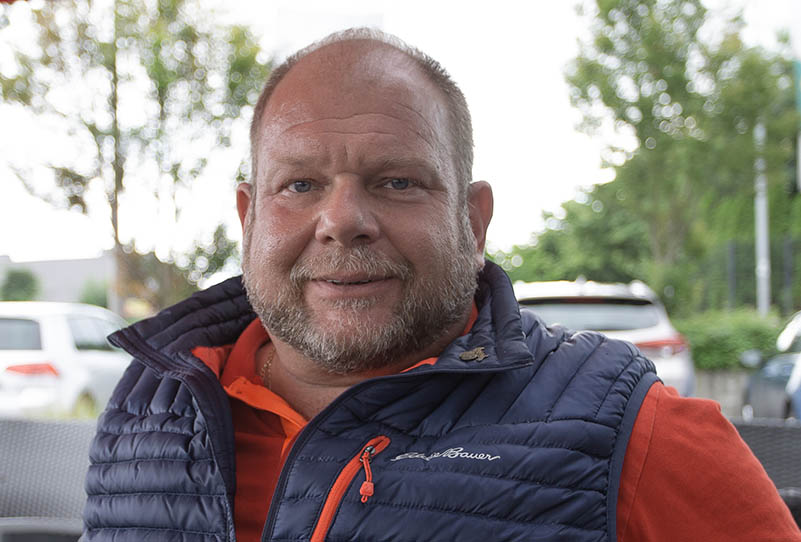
308, 312, 402, 343
292, 308, 412, 371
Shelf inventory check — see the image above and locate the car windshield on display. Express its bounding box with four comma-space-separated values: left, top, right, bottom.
0, 318, 42, 350
520, 299, 662, 331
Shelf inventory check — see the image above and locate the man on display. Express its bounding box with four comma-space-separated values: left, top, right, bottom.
83, 29, 800, 541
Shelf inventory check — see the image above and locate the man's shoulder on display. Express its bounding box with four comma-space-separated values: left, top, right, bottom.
518, 306, 646, 366
510, 307, 657, 424
110, 276, 255, 365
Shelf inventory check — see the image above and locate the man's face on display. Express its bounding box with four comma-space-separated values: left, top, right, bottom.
239, 42, 488, 373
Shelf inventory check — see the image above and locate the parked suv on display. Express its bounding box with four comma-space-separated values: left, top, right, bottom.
514, 279, 695, 396
0, 302, 129, 418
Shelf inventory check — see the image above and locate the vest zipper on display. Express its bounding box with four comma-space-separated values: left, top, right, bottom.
310, 435, 391, 542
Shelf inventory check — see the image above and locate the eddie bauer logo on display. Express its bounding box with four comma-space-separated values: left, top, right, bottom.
390, 447, 501, 463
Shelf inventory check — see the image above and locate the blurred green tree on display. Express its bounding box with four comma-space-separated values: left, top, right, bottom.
496, 0, 801, 316
1, 268, 40, 301
119, 246, 198, 311
494, 182, 650, 284
181, 223, 240, 285
79, 279, 109, 308
0, 0, 269, 310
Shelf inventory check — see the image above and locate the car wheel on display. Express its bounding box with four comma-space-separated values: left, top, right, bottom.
71, 393, 98, 419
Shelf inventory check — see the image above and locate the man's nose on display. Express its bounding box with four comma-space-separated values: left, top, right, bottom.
314, 177, 380, 247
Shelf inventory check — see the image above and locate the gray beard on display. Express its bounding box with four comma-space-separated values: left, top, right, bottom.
242, 228, 478, 375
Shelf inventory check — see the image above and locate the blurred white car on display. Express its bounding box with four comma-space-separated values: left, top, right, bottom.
514, 279, 695, 396
0, 302, 130, 418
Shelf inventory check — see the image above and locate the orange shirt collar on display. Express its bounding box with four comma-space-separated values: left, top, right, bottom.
193, 319, 307, 429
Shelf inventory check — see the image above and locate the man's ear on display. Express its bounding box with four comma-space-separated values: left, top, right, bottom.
236, 182, 253, 231
467, 181, 494, 267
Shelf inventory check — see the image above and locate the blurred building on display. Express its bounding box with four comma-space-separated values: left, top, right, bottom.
0, 251, 115, 306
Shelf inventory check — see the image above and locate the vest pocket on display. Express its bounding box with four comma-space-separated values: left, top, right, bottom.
310, 435, 391, 542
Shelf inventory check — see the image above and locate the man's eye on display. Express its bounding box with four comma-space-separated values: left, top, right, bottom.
288, 180, 313, 193
385, 178, 412, 190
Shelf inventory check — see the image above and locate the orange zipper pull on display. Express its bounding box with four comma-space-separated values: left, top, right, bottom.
359, 445, 376, 503
310, 436, 391, 542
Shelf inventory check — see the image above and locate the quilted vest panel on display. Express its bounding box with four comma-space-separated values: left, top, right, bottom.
83, 360, 236, 542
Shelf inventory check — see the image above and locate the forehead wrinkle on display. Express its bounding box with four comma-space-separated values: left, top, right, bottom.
392, 100, 439, 138
271, 99, 443, 144
389, 98, 450, 168
279, 111, 399, 128
264, 120, 443, 168
276, 111, 432, 136
392, 97, 453, 161
309, 129, 442, 160
298, 130, 397, 136
267, 143, 443, 176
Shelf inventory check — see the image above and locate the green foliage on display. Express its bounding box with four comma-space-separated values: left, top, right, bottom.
497, 0, 801, 317
119, 247, 197, 310
491, 182, 650, 284
1, 268, 40, 301
79, 279, 109, 308
674, 310, 780, 370
0, 0, 269, 290
181, 224, 239, 284
226, 25, 272, 112
567, 0, 799, 258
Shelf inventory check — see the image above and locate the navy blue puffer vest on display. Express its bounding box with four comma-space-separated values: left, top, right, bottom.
83, 262, 657, 542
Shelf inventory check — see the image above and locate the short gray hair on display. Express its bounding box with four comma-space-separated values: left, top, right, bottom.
248, 28, 473, 203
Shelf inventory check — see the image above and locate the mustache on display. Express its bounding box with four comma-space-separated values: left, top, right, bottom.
289, 247, 413, 284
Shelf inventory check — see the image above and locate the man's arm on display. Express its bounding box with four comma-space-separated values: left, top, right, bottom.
618, 382, 801, 541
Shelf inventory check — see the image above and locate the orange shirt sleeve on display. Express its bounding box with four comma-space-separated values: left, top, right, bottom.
617, 382, 801, 541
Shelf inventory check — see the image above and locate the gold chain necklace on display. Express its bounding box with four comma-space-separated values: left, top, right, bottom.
258, 344, 276, 390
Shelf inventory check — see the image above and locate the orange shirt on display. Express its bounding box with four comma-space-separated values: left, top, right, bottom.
617, 383, 800, 541
195, 319, 799, 542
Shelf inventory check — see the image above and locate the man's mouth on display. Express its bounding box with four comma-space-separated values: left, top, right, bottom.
324, 279, 376, 285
